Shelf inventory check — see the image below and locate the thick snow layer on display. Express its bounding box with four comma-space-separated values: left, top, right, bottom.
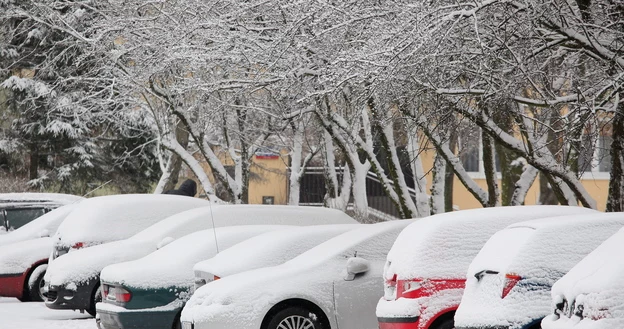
46, 204, 355, 286
53, 194, 210, 248
0, 297, 93, 329
0, 193, 82, 204
0, 204, 78, 247
455, 213, 624, 329
0, 237, 53, 274
193, 224, 358, 280
100, 225, 290, 290
385, 206, 596, 280
543, 225, 624, 329
182, 220, 412, 329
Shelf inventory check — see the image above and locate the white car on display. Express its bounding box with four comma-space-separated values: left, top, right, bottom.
542, 227, 624, 329
194, 224, 360, 289
377, 205, 596, 329
181, 220, 413, 329
454, 213, 624, 329
45, 205, 357, 316
50, 194, 210, 260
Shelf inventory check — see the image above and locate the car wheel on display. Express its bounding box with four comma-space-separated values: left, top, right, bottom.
172, 310, 182, 329
432, 318, 454, 329
267, 306, 325, 329
87, 284, 102, 317
25, 264, 48, 302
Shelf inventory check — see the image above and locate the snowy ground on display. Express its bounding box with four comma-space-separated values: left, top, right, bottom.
0, 297, 94, 329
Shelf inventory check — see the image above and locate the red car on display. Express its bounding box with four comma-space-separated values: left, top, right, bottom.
376, 206, 595, 329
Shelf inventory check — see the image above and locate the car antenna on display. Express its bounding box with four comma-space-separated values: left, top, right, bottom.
207, 195, 219, 253
80, 180, 113, 199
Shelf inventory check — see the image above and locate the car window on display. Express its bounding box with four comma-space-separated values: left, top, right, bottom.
5, 208, 47, 230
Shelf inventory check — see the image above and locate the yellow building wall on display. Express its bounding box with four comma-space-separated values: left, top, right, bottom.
248, 154, 289, 205
418, 148, 610, 211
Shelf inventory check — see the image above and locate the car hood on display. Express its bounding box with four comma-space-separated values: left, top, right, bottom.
0, 237, 52, 275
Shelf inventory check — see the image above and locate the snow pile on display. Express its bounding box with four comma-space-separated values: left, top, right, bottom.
53, 194, 210, 248
182, 220, 412, 329
101, 225, 291, 290
543, 226, 624, 329
193, 224, 358, 279
455, 213, 624, 329
0, 193, 82, 205
385, 206, 596, 280
0, 204, 78, 247
0, 238, 54, 274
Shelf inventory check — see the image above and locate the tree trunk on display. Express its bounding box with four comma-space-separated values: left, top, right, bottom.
482, 131, 500, 207
444, 130, 457, 212
607, 100, 624, 211
29, 144, 39, 181
431, 152, 446, 214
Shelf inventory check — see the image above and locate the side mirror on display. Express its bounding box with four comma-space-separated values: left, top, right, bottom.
344, 257, 370, 281
157, 237, 175, 249
39, 229, 50, 238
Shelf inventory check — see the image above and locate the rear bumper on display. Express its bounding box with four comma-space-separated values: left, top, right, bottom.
378, 316, 420, 329
45, 280, 96, 311
98, 304, 179, 329
0, 273, 26, 299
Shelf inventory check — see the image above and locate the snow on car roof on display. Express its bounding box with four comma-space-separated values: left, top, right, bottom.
386, 206, 597, 279
551, 221, 624, 302
467, 213, 624, 277
0, 204, 78, 247
193, 224, 359, 278
286, 220, 414, 267
54, 194, 210, 246
0, 193, 82, 205
131, 205, 356, 242
101, 225, 292, 289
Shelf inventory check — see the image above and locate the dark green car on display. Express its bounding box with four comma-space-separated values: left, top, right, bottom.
96, 225, 288, 329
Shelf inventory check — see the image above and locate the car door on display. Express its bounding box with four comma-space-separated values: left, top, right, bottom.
332, 231, 399, 329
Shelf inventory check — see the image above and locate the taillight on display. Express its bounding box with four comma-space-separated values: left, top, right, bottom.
501, 273, 521, 298
104, 285, 132, 303
383, 274, 397, 300
214, 275, 220, 281
115, 286, 132, 303
72, 242, 84, 249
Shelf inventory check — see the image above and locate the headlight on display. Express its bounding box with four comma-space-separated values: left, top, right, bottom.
194, 278, 206, 290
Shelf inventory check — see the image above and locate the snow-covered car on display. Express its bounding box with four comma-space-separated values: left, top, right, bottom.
45, 205, 358, 316
193, 224, 360, 290
50, 194, 210, 260
454, 213, 624, 329
376, 206, 596, 329
542, 226, 624, 329
0, 193, 82, 233
181, 220, 413, 329
97, 225, 312, 329
0, 205, 81, 302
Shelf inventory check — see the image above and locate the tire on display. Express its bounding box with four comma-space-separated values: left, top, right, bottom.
266, 306, 325, 329
172, 310, 182, 329
87, 284, 102, 317
431, 318, 454, 329
24, 264, 48, 302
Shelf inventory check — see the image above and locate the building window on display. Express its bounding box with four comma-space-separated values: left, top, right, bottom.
578, 134, 612, 174
459, 127, 501, 176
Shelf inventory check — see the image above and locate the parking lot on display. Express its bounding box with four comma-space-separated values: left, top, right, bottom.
0, 298, 92, 329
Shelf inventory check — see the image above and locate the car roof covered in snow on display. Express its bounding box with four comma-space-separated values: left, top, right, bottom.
193, 224, 359, 278
131, 205, 357, 242
386, 206, 597, 279
551, 221, 624, 302
467, 212, 624, 278
54, 194, 210, 246
287, 220, 414, 267
0, 204, 79, 247
102, 225, 292, 289
0, 193, 82, 205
